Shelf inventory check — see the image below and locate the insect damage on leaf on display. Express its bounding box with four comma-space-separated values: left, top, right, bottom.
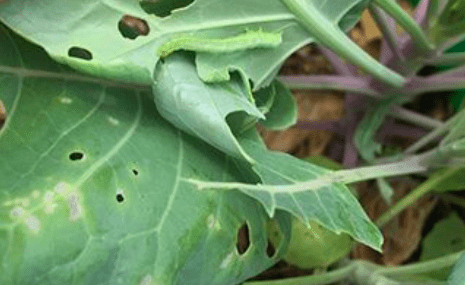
157, 29, 283, 58
118, 15, 150, 40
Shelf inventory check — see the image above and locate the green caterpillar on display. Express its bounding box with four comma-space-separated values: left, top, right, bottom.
157, 29, 282, 58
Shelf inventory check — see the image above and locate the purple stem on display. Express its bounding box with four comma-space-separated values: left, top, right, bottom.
370, 4, 405, 62
405, 75, 465, 95
317, 47, 363, 167
379, 120, 430, 140
414, 0, 430, 28
317, 46, 358, 75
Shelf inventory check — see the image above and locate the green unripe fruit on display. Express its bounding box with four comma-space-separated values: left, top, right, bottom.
269, 216, 352, 269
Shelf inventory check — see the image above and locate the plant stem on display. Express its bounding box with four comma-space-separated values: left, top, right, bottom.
280, 0, 405, 87
374, 0, 435, 53
187, 152, 431, 193
405, 76, 465, 95
388, 105, 444, 129
317, 46, 358, 75
244, 251, 464, 285
243, 263, 357, 285
377, 251, 464, 277
424, 52, 465, 66
369, 4, 405, 61
403, 111, 460, 155
375, 166, 459, 227
278, 75, 381, 98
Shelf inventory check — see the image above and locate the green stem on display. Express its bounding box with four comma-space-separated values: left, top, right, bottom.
377, 250, 464, 277
243, 263, 357, 285
374, 0, 435, 53
389, 105, 444, 130
404, 111, 461, 155
187, 152, 431, 193
245, 251, 464, 285
280, 0, 405, 88
375, 166, 459, 227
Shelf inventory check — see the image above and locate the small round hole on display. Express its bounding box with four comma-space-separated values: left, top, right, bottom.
68, 47, 93, 60
266, 239, 276, 258
236, 223, 250, 255
132, 169, 139, 176
116, 193, 125, 203
69, 152, 84, 161
118, 15, 149, 40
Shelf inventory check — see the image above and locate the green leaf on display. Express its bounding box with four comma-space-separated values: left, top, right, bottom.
235, 131, 383, 251
0, 0, 380, 90
420, 213, 465, 262
354, 101, 392, 162
448, 252, 465, 285
259, 81, 297, 131
305, 155, 345, 171
376, 178, 394, 204
0, 25, 291, 285
430, 167, 465, 192
152, 52, 263, 162
429, 0, 465, 46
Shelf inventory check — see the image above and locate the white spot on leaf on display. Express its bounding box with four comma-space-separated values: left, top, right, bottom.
44, 191, 54, 202
140, 274, 152, 285
108, 116, 120, 125
220, 252, 235, 269
32, 190, 40, 199
60, 97, 73, 104
207, 214, 215, 229
26, 215, 40, 233
10, 207, 24, 218
55, 182, 69, 195
68, 193, 82, 221
21, 199, 30, 207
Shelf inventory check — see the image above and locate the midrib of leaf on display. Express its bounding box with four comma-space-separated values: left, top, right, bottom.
0, 66, 150, 91
255, 161, 339, 229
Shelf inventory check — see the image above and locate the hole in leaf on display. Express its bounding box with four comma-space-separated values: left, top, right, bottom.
139, 0, 194, 17
69, 152, 84, 161
118, 15, 149, 40
236, 223, 250, 255
68, 47, 92, 61
132, 169, 139, 176
116, 193, 125, 203
266, 239, 276, 258
0, 100, 5, 129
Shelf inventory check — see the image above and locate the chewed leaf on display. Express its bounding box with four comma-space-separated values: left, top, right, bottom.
157, 29, 282, 58
259, 80, 297, 130
0, 0, 388, 90
152, 52, 264, 162
190, 130, 383, 251
0, 26, 289, 285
